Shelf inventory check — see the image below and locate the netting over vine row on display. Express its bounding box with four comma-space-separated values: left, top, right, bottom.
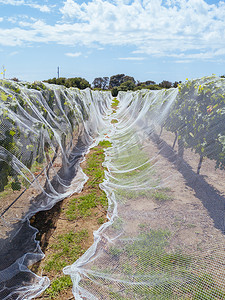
0, 75, 225, 299
64, 75, 225, 299
0, 80, 112, 299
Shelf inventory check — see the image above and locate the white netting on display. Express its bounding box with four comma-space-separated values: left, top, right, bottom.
64, 75, 225, 299
0, 80, 112, 299
1, 75, 225, 299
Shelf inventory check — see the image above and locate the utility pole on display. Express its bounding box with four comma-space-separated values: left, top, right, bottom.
57, 66, 60, 79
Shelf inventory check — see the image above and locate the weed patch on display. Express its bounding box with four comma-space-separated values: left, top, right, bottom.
66, 191, 107, 220
44, 276, 73, 299
111, 98, 119, 109
44, 230, 88, 272
66, 141, 111, 221
151, 188, 172, 202
111, 119, 118, 124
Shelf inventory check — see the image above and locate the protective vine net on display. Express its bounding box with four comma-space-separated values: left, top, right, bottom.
0, 80, 112, 299
0, 75, 225, 299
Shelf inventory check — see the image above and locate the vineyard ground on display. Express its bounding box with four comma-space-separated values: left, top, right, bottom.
144, 128, 225, 280
29, 141, 110, 299
157, 127, 225, 233
2, 126, 225, 298
31, 127, 225, 298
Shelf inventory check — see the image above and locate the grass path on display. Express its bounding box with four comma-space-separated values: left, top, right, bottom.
32, 98, 118, 299
31, 140, 112, 299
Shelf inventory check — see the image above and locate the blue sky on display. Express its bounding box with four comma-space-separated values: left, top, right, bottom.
0, 0, 224, 85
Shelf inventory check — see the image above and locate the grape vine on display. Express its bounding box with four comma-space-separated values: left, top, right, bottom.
164, 75, 225, 173
0, 80, 96, 193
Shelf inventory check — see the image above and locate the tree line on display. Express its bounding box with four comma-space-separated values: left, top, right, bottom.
11, 74, 225, 95
43, 77, 91, 90
43, 74, 182, 96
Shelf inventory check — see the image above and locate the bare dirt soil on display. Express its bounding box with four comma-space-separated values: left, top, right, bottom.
144, 128, 225, 286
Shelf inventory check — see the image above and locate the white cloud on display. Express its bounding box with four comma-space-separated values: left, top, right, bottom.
56, 0, 225, 60
0, 0, 25, 5
1, 0, 225, 62
60, 0, 82, 18
118, 57, 146, 61
65, 52, 82, 57
27, 3, 51, 13
7, 16, 38, 25
0, 17, 3, 22
7, 17, 18, 24
0, 0, 51, 12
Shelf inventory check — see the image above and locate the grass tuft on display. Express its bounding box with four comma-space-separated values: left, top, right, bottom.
151, 189, 172, 202
111, 119, 118, 124
44, 275, 72, 299
111, 98, 119, 108
44, 229, 88, 273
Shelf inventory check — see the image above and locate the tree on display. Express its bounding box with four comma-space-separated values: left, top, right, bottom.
44, 77, 91, 89
92, 77, 104, 89
145, 80, 156, 85
159, 80, 172, 89
102, 77, 109, 90
137, 80, 156, 86
66, 77, 91, 89
109, 74, 135, 88
56, 77, 66, 86
92, 77, 109, 89
111, 87, 118, 97
119, 80, 136, 91
134, 84, 162, 91
109, 74, 125, 88
122, 76, 135, 85
43, 77, 57, 84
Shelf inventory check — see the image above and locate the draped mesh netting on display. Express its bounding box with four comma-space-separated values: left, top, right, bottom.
0, 80, 111, 299
0, 75, 225, 299
64, 75, 225, 299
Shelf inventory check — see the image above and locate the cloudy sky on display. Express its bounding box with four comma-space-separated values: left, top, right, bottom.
0, 0, 224, 84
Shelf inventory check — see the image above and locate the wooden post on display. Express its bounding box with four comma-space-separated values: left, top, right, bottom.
197, 155, 204, 174
172, 131, 178, 149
